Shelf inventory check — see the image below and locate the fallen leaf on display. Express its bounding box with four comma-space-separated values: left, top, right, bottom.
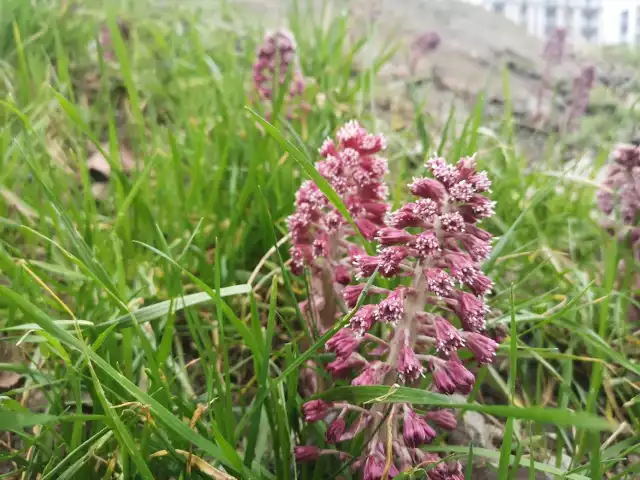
149, 450, 237, 479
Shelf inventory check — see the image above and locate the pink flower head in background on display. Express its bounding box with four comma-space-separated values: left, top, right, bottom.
597, 143, 640, 320
294, 127, 500, 476
409, 31, 441, 74
98, 18, 131, 62
566, 65, 596, 132
543, 27, 568, 66
253, 29, 305, 104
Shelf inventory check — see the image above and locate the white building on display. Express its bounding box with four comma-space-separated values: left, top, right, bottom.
467, 0, 640, 45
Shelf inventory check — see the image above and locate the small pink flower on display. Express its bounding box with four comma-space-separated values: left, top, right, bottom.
403, 406, 436, 447
464, 332, 499, 364
318, 138, 337, 157
326, 328, 362, 357
409, 177, 446, 202
352, 361, 390, 386
411, 199, 440, 221
325, 417, 346, 444
357, 218, 381, 240
413, 231, 440, 258
444, 356, 476, 394
430, 356, 475, 394
363, 454, 387, 480
334, 264, 351, 285
376, 288, 405, 324
448, 180, 476, 202
434, 316, 465, 355
447, 252, 480, 285
327, 354, 365, 379
425, 409, 457, 430
294, 446, 321, 462
376, 227, 414, 246
386, 207, 423, 228
425, 268, 454, 297
378, 247, 409, 277
302, 399, 331, 422
465, 223, 492, 241
427, 157, 459, 186
350, 304, 378, 335
455, 292, 488, 332
343, 284, 366, 307
354, 254, 380, 279
459, 233, 492, 261
466, 272, 493, 297
439, 212, 465, 233
397, 330, 424, 382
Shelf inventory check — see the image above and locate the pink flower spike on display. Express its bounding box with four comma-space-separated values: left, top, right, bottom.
403, 406, 437, 447
455, 292, 488, 332
434, 316, 465, 355
397, 330, 425, 382
350, 304, 377, 335
325, 417, 346, 444
376, 227, 415, 246
425, 409, 458, 430
411, 199, 440, 221
465, 223, 493, 241
352, 361, 390, 386
302, 399, 331, 422
376, 288, 405, 324
326, 328, 362, 357
464, 332, 499, 364
294, 446, 321, 462
414, 231, 440, 258
409, 177, 446, 202
447, 252, 480, 286
386, 207, 423, 228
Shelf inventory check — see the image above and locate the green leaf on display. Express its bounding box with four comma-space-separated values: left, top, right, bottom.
318, 386, 615, 430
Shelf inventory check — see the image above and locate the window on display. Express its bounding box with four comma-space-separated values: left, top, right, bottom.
582, 7, 599, 22
520, 4, 528, 20
582, 25, 598, 43
621, 10, 630, 41
546, 6, 557, 19
493, 2, 505, 14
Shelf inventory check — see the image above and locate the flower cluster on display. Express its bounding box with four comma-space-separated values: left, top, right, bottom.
252, 29, 305, 105
293, 135, 499, 478
566, 65, 596, 132
288, 121, 389, 332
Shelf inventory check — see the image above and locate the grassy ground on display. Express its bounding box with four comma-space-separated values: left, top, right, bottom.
0, 0, 638, 479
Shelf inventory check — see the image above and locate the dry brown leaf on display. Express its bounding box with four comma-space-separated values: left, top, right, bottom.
149, 450, 237, 479
0, 342, 23, 389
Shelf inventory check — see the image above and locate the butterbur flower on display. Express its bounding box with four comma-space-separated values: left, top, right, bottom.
294, 446, 321, 462
325, 417, 346, 444
295, 133, 498, 477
